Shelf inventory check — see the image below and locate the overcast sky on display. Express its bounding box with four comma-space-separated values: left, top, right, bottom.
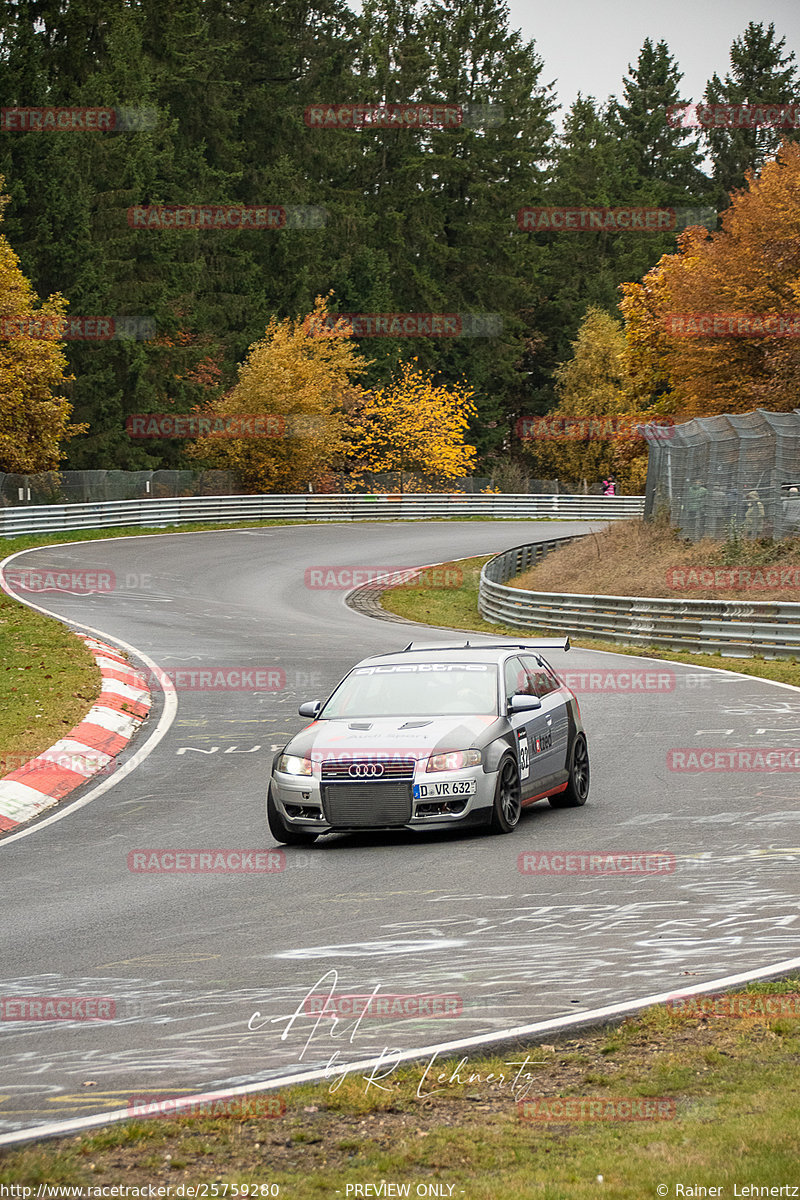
507, 0, 800, 114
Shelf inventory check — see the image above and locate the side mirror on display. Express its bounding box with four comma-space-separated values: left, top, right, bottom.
298, 700, 321, 719
508, 693, 542, 714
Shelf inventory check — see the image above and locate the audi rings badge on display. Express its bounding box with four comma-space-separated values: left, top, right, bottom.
348, 763, 386, 779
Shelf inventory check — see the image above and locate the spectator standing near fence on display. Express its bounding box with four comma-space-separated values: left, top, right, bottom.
743, 490, 765, 537
783, 486, 800, 533
685, 478, 708, 538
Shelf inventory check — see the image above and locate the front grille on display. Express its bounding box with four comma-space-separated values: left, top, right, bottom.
322, 783, 413, 827
320, 758, 416, 782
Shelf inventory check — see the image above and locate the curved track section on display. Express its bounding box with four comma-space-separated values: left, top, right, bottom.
1, 520, 799, 1143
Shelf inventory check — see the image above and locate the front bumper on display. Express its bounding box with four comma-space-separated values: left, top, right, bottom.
269, 763, 494, 834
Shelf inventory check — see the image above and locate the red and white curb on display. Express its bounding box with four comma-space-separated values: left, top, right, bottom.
0, 634, 151, 833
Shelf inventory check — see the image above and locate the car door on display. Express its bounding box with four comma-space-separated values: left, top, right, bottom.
503, 656, 550, 800
519, 654, 569, 786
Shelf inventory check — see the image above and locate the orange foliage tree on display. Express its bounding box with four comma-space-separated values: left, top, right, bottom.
344, 360, 477, 492
0, 186, 82, 472
620, 139, 800, 419
525, 308, 662, 493
190, 296, 369, 492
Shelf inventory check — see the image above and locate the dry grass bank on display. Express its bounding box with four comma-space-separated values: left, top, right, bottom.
511, 519, 800, 603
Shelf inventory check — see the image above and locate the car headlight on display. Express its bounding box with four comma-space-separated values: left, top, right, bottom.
276, 753, 313, 776
425, 749, 482, 773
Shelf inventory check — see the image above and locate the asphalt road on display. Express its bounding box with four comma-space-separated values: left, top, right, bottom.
1, 520, 799, 1140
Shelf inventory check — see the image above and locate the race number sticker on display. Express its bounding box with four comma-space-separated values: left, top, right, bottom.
517, 728, 530, 780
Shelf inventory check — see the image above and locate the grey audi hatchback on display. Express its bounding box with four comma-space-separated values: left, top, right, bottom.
267, 638, 589, 844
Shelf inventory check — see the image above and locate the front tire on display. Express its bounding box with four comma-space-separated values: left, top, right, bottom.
549, 734, 590, 807
267, 787, 318, 845
488, 755, 522, 834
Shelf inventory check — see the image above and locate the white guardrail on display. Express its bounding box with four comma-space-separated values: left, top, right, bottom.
479, 538, 800, 660
0, 492, 644, 537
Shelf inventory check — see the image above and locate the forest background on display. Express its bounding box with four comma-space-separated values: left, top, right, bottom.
0, 1, 798, 491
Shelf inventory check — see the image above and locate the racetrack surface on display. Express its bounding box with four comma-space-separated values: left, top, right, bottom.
1, 520, 799, 1140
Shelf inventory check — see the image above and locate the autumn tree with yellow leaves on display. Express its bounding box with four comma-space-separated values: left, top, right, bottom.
344, 361, 477, 492
0, 185, 80, 473
190, 297, 369, 492
620, 139, 800, 420
524, 308, 660, 493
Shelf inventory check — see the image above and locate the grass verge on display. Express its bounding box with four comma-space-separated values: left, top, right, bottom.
0, 589, 100, 773
1, 980, 799, 1195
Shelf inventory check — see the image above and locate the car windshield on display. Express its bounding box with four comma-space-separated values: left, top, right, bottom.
320, 662, 499, 719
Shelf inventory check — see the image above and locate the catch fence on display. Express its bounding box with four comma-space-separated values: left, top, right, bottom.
642, 410, 800, 541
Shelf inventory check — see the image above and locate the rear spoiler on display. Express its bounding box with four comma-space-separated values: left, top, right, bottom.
521, 637, 571, 653
400, 637, 571, 653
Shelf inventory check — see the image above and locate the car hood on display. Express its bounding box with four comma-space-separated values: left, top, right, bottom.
287, 715, 500, 762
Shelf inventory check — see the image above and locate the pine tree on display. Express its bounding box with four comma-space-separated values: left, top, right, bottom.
536, 96, 635, 381
340, 0, 558, 466
703, 22, 800, 201
610, 38, 708, 205
533, 40, 713, 452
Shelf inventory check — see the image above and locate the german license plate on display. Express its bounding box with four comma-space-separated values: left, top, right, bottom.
413, 779, 477, 800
